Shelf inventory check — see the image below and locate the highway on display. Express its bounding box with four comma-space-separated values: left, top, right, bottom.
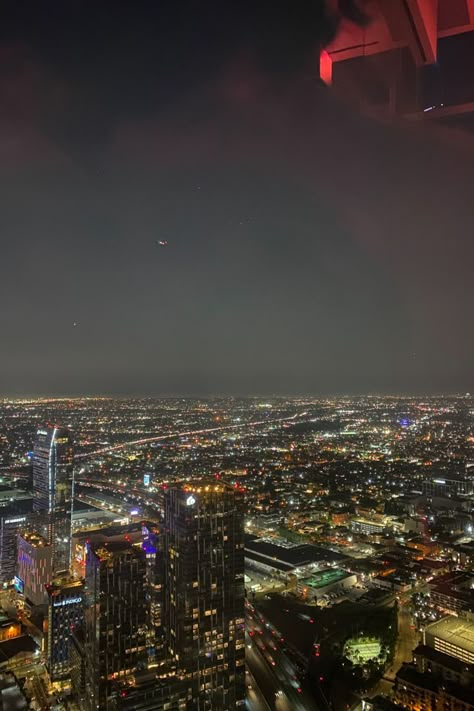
245, 601, 318, 711
0, 412, 307, 471
247, 668, 271, 711
73, 412, 306, 459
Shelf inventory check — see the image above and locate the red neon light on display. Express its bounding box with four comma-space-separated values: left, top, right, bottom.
319, 50, 332, 86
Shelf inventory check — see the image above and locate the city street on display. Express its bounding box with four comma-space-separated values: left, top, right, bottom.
245, 603, 317, 711
369, 601, 419, 698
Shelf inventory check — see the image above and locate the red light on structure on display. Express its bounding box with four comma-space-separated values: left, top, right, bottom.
319, 50, 332, 86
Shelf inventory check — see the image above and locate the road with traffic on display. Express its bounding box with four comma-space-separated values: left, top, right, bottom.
245, 601, 318, 711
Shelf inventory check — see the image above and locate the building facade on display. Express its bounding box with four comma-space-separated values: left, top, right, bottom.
17, 532, 52, 607
33, 424, 74, 575
0, 503, 31, 587
83, 541, 149, 710
162, 482, 246, 710
46, 577, 84, 681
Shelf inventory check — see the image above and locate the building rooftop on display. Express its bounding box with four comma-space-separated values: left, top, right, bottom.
18, 531, 50, 548
301, 568, 352, 589
244, 538, 346, 567
0, 619, 19, 631
0, 635, 38, 664
244, 549, 293, 572
46, 576, 83, 595
0, 672, 28, 710
425, 616, 474, 654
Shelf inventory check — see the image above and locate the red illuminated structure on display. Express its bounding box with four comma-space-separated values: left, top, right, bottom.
321, 1, 474, 122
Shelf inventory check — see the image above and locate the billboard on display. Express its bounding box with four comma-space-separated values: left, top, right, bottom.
13, 576, 24, 594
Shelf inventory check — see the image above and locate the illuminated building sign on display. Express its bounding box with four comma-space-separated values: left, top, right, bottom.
144, 474, 151, 486
4, 517, 26, 525
53, 597, 82, 608
186, 495, 196, 506
13, 576, 24, 594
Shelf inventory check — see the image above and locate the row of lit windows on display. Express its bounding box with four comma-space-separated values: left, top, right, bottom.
434, 639, 474, 665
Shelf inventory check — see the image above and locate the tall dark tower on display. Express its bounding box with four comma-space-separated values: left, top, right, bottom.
33, 424, 74, 575
83, 541, 148, 710
162, 481, 246, 710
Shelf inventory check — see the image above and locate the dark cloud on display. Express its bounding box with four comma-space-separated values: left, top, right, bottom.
0, 1, 473, 396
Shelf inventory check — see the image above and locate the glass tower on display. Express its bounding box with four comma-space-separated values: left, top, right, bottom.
162, 482, 246, 710
83, 540, 149, 710
33, 424, 74, 575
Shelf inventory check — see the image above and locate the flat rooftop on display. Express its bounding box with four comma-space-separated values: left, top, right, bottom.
302, 568, 351, 589
426, 616, 474, 654
244, 538, 346, 567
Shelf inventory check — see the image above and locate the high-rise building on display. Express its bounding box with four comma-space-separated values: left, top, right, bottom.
17, 532, 53, 608
73, 482, 245, 710
83, 540, 149, 710
0, 494, 32, 587
141, 523, 162, 662
33, 424, 74, 575
162, 481, 246, 710
46, 576, 84, 681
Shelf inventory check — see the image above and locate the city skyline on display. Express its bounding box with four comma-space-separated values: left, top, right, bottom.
1, 2, 474, 709
1, 395, 474, 709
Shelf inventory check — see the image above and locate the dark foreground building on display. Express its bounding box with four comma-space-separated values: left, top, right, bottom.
160, 482, 246, 710
82, 540, 148, 710
73, 482, 245, 710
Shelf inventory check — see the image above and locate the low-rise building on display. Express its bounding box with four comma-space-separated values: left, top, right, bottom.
298, 568, 356, 601
413, 644, 474, 688
429, 571, 474, 615
351, 519, 387, 536
0, 617, 21, 642
0, 635, 38, 672
394, 662, 474, 711
424, 616, 474, 666
372, 572, 413, 593
244, 536, 347, 580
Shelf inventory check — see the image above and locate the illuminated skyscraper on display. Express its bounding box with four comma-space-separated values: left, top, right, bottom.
162, 482, 246, 709
46, 577, 84, 681
83, 540, 148, 710
33, 424, 74, 575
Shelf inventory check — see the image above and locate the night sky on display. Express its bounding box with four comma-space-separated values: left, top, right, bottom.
1, 0, 474, 396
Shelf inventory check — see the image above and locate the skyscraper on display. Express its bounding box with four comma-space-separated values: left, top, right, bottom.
46, 577, 84, 681
83, 540, 149, 710
0, 492, 32, 587
162, 481, 246, 710
33, 424, 74, 575
17, 532, 52, 607
73, 482, 245, 711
